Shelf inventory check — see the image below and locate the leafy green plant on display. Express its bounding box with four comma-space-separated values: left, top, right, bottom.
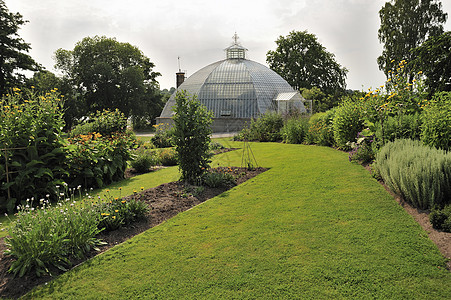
172, 91, 213, 184
281, 116, 309, 144
202, 169, 235, 188
373, 139, 451, 209
4, 196, 103, 277
429, 205, 451, 232
158, 148, 178, 166
306, 109, 335, 146
333, 98, 364, 150
96, 191, 149, 232
248, 112, 284, 142
0, 88, 67, 213
131, 147, 158, 173
151, 123, 174, 148
69, 108, 128, 137
348, 131, 375, 164
421, 91, 451, 151
65, 132, 135, 189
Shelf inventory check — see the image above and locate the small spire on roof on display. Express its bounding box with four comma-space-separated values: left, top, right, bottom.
233, 32, 240, 45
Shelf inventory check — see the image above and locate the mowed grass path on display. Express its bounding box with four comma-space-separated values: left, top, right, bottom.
25, 141, 451, 299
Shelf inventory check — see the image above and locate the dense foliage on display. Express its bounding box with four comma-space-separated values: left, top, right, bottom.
0, 89, 66, 213
332, 98, 364, 150
378, 0, 447, 80
373, 139, 451, 210
411, 31, 451, 95
69, 109, 128, 137
421, 91, 451, 151
172, 91, 212, 184
266, 30, 347, 95
0, 0, 40, 92
54, 36, 164, 123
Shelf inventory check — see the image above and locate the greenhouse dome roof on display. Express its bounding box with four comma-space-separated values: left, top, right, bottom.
159, 34, 306, 119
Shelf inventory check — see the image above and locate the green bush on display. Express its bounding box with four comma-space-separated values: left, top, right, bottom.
373, 139, 451, 209
372, 113, 422, 149
248, 112, 284, 142
70, 108, 127, 137
429, 205, 451, 232
131, 147, 158, 173
421, 92, 451, 151
0, 88, 67, 213
158, 148, 178, 166
172, 91, 212, 184
202, 170, 235, 188
65, 132, 135, 189
306, 109, 335, 146
281, 116, 309, 144
333, 98, 364, 150
151, 123, 174, 148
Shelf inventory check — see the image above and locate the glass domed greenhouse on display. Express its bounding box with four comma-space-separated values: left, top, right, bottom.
157, 34, 307, 132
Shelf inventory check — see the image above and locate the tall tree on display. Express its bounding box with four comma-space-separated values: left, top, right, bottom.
266, 30, 348, 96
0, 0, 39, 93
54, 36, 162, 121
411, 31, 451, 96
378, 0, 447, 80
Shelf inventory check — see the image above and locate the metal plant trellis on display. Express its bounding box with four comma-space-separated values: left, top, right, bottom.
241, 138, 258, 170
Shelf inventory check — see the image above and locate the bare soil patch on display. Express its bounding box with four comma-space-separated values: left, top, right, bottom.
0, 166, 266, 299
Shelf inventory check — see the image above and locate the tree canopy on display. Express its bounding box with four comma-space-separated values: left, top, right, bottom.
266, 30, 348, 96
0, 0, 39, 92
377, 0, 447, 80
411, 31, 451, 95
54, 36, 163, 122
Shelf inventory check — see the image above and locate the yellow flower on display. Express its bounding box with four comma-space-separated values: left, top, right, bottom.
115, 210, 119, 213
141, 187, 144, 190
121, 200, 126, 203
112, 216, 116, 219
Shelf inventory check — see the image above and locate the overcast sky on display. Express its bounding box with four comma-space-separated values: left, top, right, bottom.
4, 0, 451, 91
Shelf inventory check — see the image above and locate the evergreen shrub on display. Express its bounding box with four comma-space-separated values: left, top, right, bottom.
373, 139, 451, 209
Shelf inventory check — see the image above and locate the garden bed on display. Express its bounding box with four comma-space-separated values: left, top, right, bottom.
0, 166, 267, 299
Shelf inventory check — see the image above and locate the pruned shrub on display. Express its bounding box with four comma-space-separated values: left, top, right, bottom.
373, 139, 451, 209
421, 91, 451, 151
281, 116, 309, 144
306, 109, 335, 146
333, 98, 364, 150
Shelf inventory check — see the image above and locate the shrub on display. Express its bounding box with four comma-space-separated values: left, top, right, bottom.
151, 123, 174, 148
131, 147, 158, 173
348, 132, 375, 164
70, 109, 127, 137
429, 205, 451, 232
0, 88, 67, 213
202, 170, 235, 188
371, 113, 422, 149
65, 131, 135, 189
421, 91, 451, 151
373, 139, 451, 209
172, 91, 212, 184
306, 109, 335, 146
333, 98, 364, 150
248, 112, 284, 142
158, 148, 178, 166
281, 116, 309, 144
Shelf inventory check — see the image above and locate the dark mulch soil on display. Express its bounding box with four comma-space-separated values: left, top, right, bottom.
0, 166, 266, 299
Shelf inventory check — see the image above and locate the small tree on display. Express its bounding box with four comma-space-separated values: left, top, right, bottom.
172, 91, 213, 184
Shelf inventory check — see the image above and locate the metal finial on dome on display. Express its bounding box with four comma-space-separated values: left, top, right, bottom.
233, 32, 240, 45
225, 32, 247, 60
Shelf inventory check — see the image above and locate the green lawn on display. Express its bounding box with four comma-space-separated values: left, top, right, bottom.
23, 141, 451, 299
